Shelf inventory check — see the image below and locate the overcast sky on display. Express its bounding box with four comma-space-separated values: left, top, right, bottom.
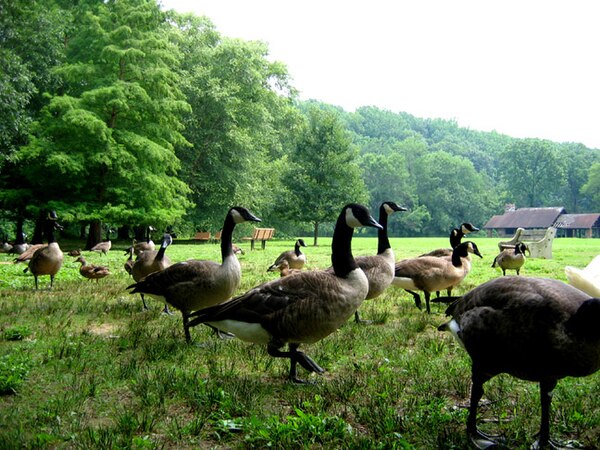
161, 0, 600, 149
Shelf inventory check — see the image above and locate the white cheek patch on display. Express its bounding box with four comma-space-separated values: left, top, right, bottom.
345, 208, 362, 228
383, 204, 393, 215
462, 225, 470, 234
230, 209, 244, 224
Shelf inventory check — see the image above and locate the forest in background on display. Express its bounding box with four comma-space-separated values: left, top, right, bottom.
2, 0, 599, 247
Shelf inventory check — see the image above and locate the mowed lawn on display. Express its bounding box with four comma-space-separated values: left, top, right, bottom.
0, 236, 598, 449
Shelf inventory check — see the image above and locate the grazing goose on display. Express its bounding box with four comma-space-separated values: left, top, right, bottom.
131, 233, 173, 312
133, 226, 155, 255
420, 222, 479, 258
334, 201, 407, 323
437, 277, 600, 449
24, 211, 64, 289
565, 254, 600, 297
267, 239, 308, 272
127, 207, 262, 342
270, 259, 303, 278
392, 241, 482, 313
75, 256, 110, 282
186, 203, 382, 383
90, 227, 113, 256
491, 242, 527, 276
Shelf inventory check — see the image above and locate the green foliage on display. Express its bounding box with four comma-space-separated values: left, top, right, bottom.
0, 348, 33, 395
3, 326, 32, 341
582, 162, 600, 211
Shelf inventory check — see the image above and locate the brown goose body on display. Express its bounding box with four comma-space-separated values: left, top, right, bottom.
491, 242, 527, 276
26, 212, 64, 289
14, 244, 47, 263
76, 256, 110, 281
90, 240, 111, 256
267, 239, 307, 271
438, 276, 600, 449
419, 222, 479, 258
271, 259, 303, 277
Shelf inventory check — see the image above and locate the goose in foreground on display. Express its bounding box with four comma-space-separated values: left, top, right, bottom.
392, 241, 482, 313
131, 233, 173, 312
127, 207, 262, 342
565, 254, 600, 297
186, 203, 382, 383
340, 201, 407, 323
491, 242, 527, 276
437, 277, 600, 449
90, 227, 113, 256
267, 239, 307, 272
75, 256, 110, 282
420, 222, 479, 258
24, 211, 64, 289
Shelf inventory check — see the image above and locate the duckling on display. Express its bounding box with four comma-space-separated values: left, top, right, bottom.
565, 254, 600, 297
392, 241, 482, 313
75, 256, 110, 282
186, 203, 382, 383
24, 211, 64, 289
131, 233, 173, 312
491, 242, 527, 276
267, 239, 307, 272
127, 207, 262, 343
420, 222, 479, 258
438, 276, 600, 449
346, 201, 406, 323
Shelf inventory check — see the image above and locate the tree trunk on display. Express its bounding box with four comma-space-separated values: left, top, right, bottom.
313, 221, 319, 246
133, 225, 145, 241
118, 225, 130, 240
14, 217, 26, 244
31, 215, 44, 244
86, 220, 102, 250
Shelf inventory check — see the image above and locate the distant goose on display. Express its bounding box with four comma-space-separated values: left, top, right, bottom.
438, 277, 600, 449
24, 211, 64, 289
392, 241, 482, 313
67, 249, 82, 257
1, 235, 12, 253
127, 207, 262, 342
491, 242, 527, 275
133, 226, 156, 255
14, 243, 47, 263
90, 227, 113, 256
9, 232, 28, 255
75, 256, 110, 282
131, 233, 173, 312
420, 222, 479, 258
267, 239, 307, 272
270, 259, 303, 277
565, 254, 600, 297
186, 204, 382, 383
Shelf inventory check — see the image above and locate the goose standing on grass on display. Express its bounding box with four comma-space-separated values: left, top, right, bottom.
24, 211, 64, 289
392, 241, 482, 313
131, 233, 173, 313
341, 201, 407, 323
186, 203, 382, 383
267, 239, 307, 272
565, 254, 600, 297
90, 227, 113, 256
127, 207, 262, 342
437, 277, 600, 449
133, 226, 156, 255
9, 232, 28, 255
420, 222, 479, 258
75, 256, 110, 282
491, 242, 527, 276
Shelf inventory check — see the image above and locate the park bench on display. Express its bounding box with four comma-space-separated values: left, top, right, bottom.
498, 226, 557, 259
243, 227, 275, 250
193, 231, 211, 243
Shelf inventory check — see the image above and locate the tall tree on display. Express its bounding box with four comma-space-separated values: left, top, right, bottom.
9, 0, 192, 246
582, 162, 600, 211
281, 107, 368, 246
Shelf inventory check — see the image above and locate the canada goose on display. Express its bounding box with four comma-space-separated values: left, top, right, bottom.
491, 242, 527, 276
270, 259, 303, 277
232, 244, 245, 255
1, 235, 12, 253
124, 247, 134, 276
24, 211, 64, 289
344, 201, 407, 323
131, 233, 173, 312
67, 249, 82, 257
127, 207, 262, 342
565, 254, 600, 297
267, 239, 307, 272
186, 204, 382, 383
133, 226, 156, 255
90, 227, 113, 256
420, 223, 479, 258
75, 256, 110, 282
9, 232, 28, 255
392, 241, 482, 313
437, 277, 600, 449
14, 243, 47, 263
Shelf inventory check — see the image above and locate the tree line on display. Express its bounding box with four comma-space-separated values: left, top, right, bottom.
1, 0, 599, 247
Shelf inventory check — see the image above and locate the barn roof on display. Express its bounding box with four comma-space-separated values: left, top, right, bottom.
483, 207, 566, 229
553, 213, 600, 229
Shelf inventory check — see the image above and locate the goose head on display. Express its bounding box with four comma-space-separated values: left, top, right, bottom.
382, 201, 408, 215
229, 206, 262, 224
461, 222, 479, 234
345, 203, 383, 230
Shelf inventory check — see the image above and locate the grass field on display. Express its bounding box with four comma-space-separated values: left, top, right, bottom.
0, 236, 599, 449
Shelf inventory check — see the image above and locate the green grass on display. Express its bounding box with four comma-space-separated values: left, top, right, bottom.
0, 237, 599, 449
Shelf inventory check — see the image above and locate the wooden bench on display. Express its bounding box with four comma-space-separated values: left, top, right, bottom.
193, 231, 211, 243
242, 227, 275, 250
498, 227, 557, 259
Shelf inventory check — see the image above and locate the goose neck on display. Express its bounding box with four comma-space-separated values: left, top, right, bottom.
331, 215, 357, 278
220, 214, 236, 260
449, 228, 463, 249
377, 206, 391, 255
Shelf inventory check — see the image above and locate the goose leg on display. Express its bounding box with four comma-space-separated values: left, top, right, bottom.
424, 291, 432, 314
405, 289, 422, 310
34, 275, 39, 290
531, 380, 563, 450
354, 310, 372, 324
162, 303, 174, 315
182, 311, 192, 344
267, 342, 324, 384
140, 294, 149, 310
468, 368, 501, 449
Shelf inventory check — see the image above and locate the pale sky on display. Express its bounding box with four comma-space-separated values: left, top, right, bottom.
161, 0, 600, 149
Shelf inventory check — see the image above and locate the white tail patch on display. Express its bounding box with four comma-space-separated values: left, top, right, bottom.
391, 277, 417, 290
